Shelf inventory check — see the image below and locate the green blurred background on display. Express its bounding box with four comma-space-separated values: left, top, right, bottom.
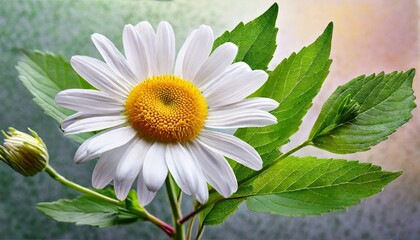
0, 0, 419, 239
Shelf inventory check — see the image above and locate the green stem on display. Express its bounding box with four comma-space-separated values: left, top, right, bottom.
178, 140, 312, 224
178, 198, 217, 225
195, 224, 205, 240
45, 165, 123, 206
45, 164, 175, 237
275, 140, 313, 162
166, 176, 184, 240
185, 214, 195, 240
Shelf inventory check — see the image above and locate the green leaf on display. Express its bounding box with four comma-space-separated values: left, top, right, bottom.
201, 198, 244, 225
202, 23, 334, 226
15, 50, 94, 143
309, 69, 416, 153
245, 156, 401, 216
36, 189, 139, 227
213, 3, 278, 70
233, 22, 333, 182
200, 186, 252, 226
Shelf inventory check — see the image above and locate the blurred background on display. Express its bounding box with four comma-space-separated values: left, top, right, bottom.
0, 0, 418, 239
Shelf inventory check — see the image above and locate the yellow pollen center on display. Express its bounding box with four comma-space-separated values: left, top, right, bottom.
125, 75, 208, 143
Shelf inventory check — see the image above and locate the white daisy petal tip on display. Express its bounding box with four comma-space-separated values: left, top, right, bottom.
114, 179, 131, 200
255, 69, 269, 83
220, 42, 238, 53
137, 190, 156, 206
92, 174, 109, 189
196, 191, 209, 204
137, 173, 158, 206
142, 143, 168, 192
198, 24, 213, 32
90, 33, 102, 42
195, 179, 209, 204
264, 98, 280, 111
70, 55, 81, 67
73, 150, 92, 165
123, 24, 134, 34
74, 145, 99, 164
158, 21, 171, 28
251, 158, 263, 171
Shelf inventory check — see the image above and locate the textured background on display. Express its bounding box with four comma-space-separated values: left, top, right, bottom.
0, 0, 419, 239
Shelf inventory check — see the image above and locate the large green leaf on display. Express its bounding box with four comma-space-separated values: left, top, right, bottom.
36, 189, 139, 227
213, 3, 278, 70
202, 156, 400, 224
16, 50, 94, 143
309, 70, 416, 153
202, 23, 334, 226
234, 23, 333, 183
245, 156, 401, 216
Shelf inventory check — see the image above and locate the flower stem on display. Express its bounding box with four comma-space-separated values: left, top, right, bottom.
44, 165, 123, 206
195, 224, 205, 240
45, 164, 175, 237
166, 176, 184, 240
147, 213, 176, 237
185, 214, 196, 240
178, 208, 199, 225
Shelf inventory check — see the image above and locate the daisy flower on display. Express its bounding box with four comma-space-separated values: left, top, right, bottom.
55, 21, 278, 205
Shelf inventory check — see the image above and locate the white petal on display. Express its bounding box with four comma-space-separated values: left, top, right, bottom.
203, 63, 268, 107
155, 21, 176, 75
71, 56, 131, 99
61, 112, 91, 130
165, 143, 207, 200
205, 127, 238, 136
63, 115, 127, 134
195, 42, 238, 89
91, 33, 137, 85
195, 175, 209, 204
61, 112, 117, 130
174, 29, 196, 78
123, 24, 149, 82
142, 142, 168, 192
56, 89, 123, 113
74, 126, 137, 164
114, 138, 152, 200
135, 21, 159, 76
211, 97, 279, 112
205, 109, 276, 129
202, 62, 248, 94
92, 145, 128, 189
137, 171, 157, 206
197, 130, 262, 170
181, 25, 214, 83
187, 141, 237, 197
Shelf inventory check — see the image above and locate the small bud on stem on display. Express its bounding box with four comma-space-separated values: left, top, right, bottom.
0, 128, 48, 176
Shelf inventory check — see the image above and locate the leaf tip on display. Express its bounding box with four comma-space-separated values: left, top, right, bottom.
327, 21, 334, 29
323, 22, 334, 39
391, 170, 403, 179
268, 2, 279, 12
258, 2, 278, 22
406, 68, 416, 84
407, 68, 416, 75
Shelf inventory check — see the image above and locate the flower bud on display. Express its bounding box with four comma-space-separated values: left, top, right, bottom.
0, 128, 49, 176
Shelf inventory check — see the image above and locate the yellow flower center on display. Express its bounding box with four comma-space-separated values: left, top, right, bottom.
125, 75, 208, 143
